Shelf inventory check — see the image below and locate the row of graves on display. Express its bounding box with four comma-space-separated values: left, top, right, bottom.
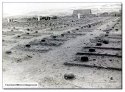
64, 18, 122, 71
10, 19, 105, 54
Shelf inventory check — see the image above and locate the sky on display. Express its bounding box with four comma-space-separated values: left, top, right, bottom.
3, 3, 121, 17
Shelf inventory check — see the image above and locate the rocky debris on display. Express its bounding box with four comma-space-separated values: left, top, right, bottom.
16, 59, 22, 63
27, 55, 32, 58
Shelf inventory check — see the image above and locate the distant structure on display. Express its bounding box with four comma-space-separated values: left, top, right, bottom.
7, 18, 19, 22
73, 9, 92, 18
99, 11, 121, 17
36, 16, 51, 21
7, 18, 13, 23
7, 18, 10, 23
77, 13, 81, 19
37, 16, 40, 21
109, 11, 121, 17
99, 12, 109, 17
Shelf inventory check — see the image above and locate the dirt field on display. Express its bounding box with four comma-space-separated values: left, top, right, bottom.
2, 16, 122, 88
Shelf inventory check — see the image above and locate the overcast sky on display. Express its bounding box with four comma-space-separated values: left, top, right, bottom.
3, 3, 121, 17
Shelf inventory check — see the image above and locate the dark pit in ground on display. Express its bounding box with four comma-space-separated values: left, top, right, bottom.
106, 31, 109, 34
52, 36, 57, 39
64, 73, 75, 80
105, 34, 108, 37
25, 44, 31, 48
41, 39, 46, 42
61, 34, 64, 37
76, 28, 79, 30
17, 35, 20, 38
103, 40, 109, 44
110, 77, 113, 80
5, 50, 12, 54
88, 25, 91, 28
115, 29, 118, 31
96, 42, 102, 46
26, 33, 29, 35
89, 48, 96, 52
67, 31, 70, 33
80, 56, 89, 62
35, 31, 38, 33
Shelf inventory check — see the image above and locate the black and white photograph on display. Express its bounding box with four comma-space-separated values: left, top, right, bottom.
2, 2, 122, 89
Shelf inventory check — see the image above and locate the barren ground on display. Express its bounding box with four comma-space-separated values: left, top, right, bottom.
2, 16, 122, 88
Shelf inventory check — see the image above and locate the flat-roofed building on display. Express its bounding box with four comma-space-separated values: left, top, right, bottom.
73, 9, 91, 16
72, 9, 92, 19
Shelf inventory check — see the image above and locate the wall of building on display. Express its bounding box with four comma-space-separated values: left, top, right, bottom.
73, 9, 92, 16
